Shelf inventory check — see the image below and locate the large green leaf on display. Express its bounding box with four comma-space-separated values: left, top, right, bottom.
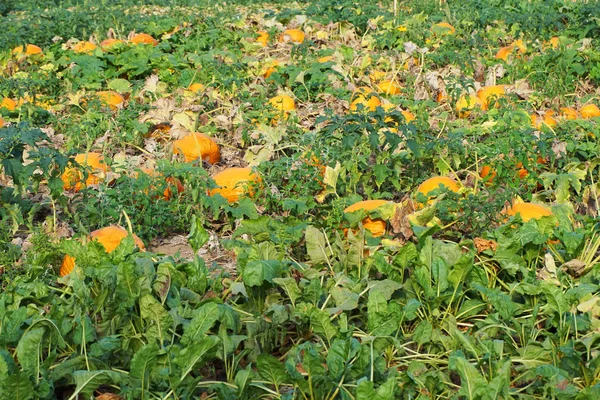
181, 302, 220, 345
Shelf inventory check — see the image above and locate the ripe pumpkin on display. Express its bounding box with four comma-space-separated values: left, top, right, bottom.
344, 200, 391, 237
476, 85, 506, 110
376, 80, 402, 95
549, 37, 560, 49
96, 91, 125, 110
208, 167, 260, 203
173, 133, 221, 164
12, 44, 43, 56
495, 40, 526, 60
504, 202, 553, 222
0, 117, 5, 128
1, 98, 17, 111
350, 87, 381, 112
455, 94, 481, 117
580, 104, 600, 119
531, 111, 557, 128
60, 225, 146, 277
480, 165, 497, 184
418, 176, 460, 198
100, 39, 124, 50
318, 55, 334, 63
279, 29, 305, 44
560, 107, 578, 120
73, 41, 97, 54
187, 83, 204, 93
62, 152, 111, 192
131, 33, 158, 46
263, 60, 282, 78
256, 31, 269, 47
268, 95, 296, 112
431, 22, 456, 35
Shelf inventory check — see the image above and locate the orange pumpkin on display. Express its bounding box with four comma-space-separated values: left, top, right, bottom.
173, 133, 221, 164
480, 165, 497, 184
344, 200, 391, 237
100, 39, 124, 50
580, 104, 600, 119
560, 107, 578, 120
96, 91, 125, 110
12, 44, 43, 56
455, 94, 481, 117
269, 95, 296, 112
256, 31, 269, 47
263, 60, 282, 78
1, 98, 17, 111
131, 33, 158, 46
476, 85, 506, 110
0, 117, 5, 128
73, 41, 97, 54
60, 226, 145, 277
62, 152, 111, 192
418, 176, 460, 197
504, 202, 553, 222
208, 167, 260, 203
350, 87, 381, 112
376, 80, 402, 95
187, 83, 204, 93
279, 29, 305, 44
531, 111, 557, 128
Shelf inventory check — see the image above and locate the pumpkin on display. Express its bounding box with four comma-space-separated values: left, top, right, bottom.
580, 104, 600, 119
495, 40, 526, 60
480, 165, 497, 184
344, 200, 391, 237
279, 29, 305, 44
62, 152, 111, 192
208, 167, 260, 203
256, 31, 269, 47
560, 107, 578, 120
431, 22, 456, 35
187, 83, 204, 93
96, 91, 125, 110
263, 60, 282, 78
60, 225, 145, 277
12, 44, 43, 56
100, 39, 124, 49
0, 117, 5, 128
1, 97, 17, 111
376, 80, 402, 95
531, 111, 557, 128
504, 202, 553, 222
476, 85, 506, 110
131, 33, 158, 46
417, 176, 460, 198
549, 37, 560, 49
318, 55, 334, 63
369, 70, 387, 82
268, 95, 296, 112
73, 41, 97, 54
455, 94, 481, 117
139, 169, 185, 200
350, 87, 381, 112
173, 133, 220, 164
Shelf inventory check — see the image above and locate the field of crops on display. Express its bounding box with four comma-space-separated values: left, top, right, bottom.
1, 0, 600, 398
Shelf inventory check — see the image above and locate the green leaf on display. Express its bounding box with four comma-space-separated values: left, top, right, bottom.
472, 284, 517, 320
273, 277, 302, 306
188, 216, 209, 253
130, 342, 159, 391
413, 320, 432, 346
242, 260, 283, 287
68, 370, 124, 400
139, 294, 173, 343
330, 286, 359, 311
308, 306, 338, 344
107, 78, 132, 93
305, 226, 332, 265
326, 338, 360, 380
257, 354, 289, 392
72, 315, 96, 345
0, 372, 35, 400
175, 336, 220, 383
16, 327, 44, 377
234, 365, 252, 396
449, 353, 487, 400
181, 302, 220, 345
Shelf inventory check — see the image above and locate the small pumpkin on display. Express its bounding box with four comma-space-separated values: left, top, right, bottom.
279, 29, 305, 44
173, 133, 221, 164
476, 85, 506, 110
531, 111, 557, 128
376, 80, 402, 95
417, 176, 460, 198
96, 91, 125, 110
263, 60, 282, 78
187, 83, 204, 93
12, 44, 43, 56
504, 202, 553, 222
455, 94, 481, 117
560, 107, 578, 120
62, 152, 111, 192
100, 39, 124, 50
131, 33, 158, 46
1, 97, 17, 111
256, 31, 269, 47
480, 165, 497, 184
208, 167, 260, 203
0, 117, 5, 128
73, 41, 97, 54
350, 87, 381, 112
344, 200, 391, 237
268, 95, 296, 112
60, 225, 145, 277
580, 104, 600, 119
